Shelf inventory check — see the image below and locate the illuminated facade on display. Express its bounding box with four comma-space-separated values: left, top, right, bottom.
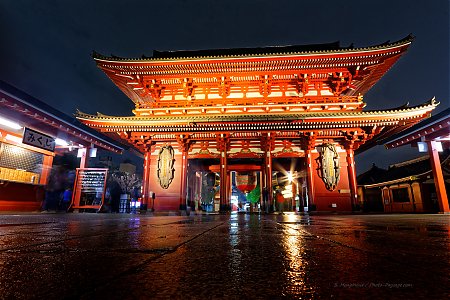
77, 36, 438, 212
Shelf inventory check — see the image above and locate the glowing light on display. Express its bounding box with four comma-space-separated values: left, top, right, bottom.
10, 145, 23, 154
5, 134, 22, 144
0, 116, 22, 130
55, 138, 68, 146
77, 148, 86, 157
89, 147, 97, 157
282, 190, 293, 198
287, 171, 294, 183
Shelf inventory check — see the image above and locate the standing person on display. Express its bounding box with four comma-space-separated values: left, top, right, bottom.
109, 180, 122, 213
61, 187, 72, 211
276, 190, 285, 214
42, 166, 64, 212
104, 187, 111, 212
262, 187, 269, 213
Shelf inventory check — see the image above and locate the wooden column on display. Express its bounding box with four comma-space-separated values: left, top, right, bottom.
79, 147, 89, 169
197, 171, 203, 211
262, 132, 275, 212
219, 149, 228, 212
39, 154, 54, 185
266, 149, 273, 212
259, 171, 264, 211
226, 171, 231, 209
142, 150, 152, 210
217, 134, 230, 212
177, 135, 191, 211
305, 148, 315, 209
346, 147, 358, 210
427, 140, 449, 213
301, 133, 316, 210
178, 149, 188, 211
261, 154, 268, 213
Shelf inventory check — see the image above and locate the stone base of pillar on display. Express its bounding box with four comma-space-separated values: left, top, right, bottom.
352, 203, 361, 212
219, 204, 231, 213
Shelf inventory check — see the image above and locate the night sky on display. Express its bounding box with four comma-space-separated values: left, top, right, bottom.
0, 0, 448, 173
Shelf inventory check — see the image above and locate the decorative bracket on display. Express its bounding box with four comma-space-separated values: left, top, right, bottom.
218, 77, 231, 98
260, 132, 276, 152
259, 75, 272, 97
182, 78, 195, 98
215, 133, 230, 152
176, 134, 192, 153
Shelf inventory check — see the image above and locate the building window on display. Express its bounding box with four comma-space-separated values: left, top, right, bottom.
0, 142, 43, 184
0, 142, 44, 171
391, 187, 410, 203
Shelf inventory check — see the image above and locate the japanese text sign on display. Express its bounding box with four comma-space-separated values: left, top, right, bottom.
22, 127, 55, 152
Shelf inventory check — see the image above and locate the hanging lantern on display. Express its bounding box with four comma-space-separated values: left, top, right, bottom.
204, 172, 217, 187
236, 172, 257, 193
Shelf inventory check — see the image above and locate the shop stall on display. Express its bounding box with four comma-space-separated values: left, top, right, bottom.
0, 80, 124, 212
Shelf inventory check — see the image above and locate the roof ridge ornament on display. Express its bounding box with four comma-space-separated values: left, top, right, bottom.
429, 96, 438, 106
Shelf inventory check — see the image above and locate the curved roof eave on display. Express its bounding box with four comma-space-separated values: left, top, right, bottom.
0, 80, 126, 153
75, 97, 438, 124
383, 106, 450, 146
92, 35, 414, 63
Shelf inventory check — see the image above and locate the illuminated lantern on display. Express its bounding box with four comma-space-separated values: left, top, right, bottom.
236, 172, 257, 193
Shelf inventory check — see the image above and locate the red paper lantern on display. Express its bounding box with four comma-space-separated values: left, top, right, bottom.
236, 172, 256, 193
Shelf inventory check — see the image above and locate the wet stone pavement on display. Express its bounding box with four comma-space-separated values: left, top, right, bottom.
0, 213, 448, 299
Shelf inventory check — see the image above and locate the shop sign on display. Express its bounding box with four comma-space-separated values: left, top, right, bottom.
22, 127, 55, 152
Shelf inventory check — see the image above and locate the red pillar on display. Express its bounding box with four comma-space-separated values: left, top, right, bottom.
226, 171, 231, 208
259, 171, 264, 211
195, 171, 202, 211
142, 151, 151, 209
262, 133, 274, 213
427, 141, 449, 213
79, 147, 89, 169
39, 154, 54, 185
305, 149, 315, 209
266, 149, 273, 212
219, 149, 229, 212
346, 147, 358, 210
179, 149, 188, 210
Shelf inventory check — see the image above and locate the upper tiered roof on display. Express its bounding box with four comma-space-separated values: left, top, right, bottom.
93, 36, 413, 114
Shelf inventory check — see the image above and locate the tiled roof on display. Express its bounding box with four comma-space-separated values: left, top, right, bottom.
0, 80, 126, 152
384, 106, 450, 144
93, 35, 414, 62
358, 149, 450, 186
357, 164, 388, 185
76, 98, 438, 122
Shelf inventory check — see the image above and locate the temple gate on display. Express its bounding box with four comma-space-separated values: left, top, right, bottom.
77, 36, 438, 212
